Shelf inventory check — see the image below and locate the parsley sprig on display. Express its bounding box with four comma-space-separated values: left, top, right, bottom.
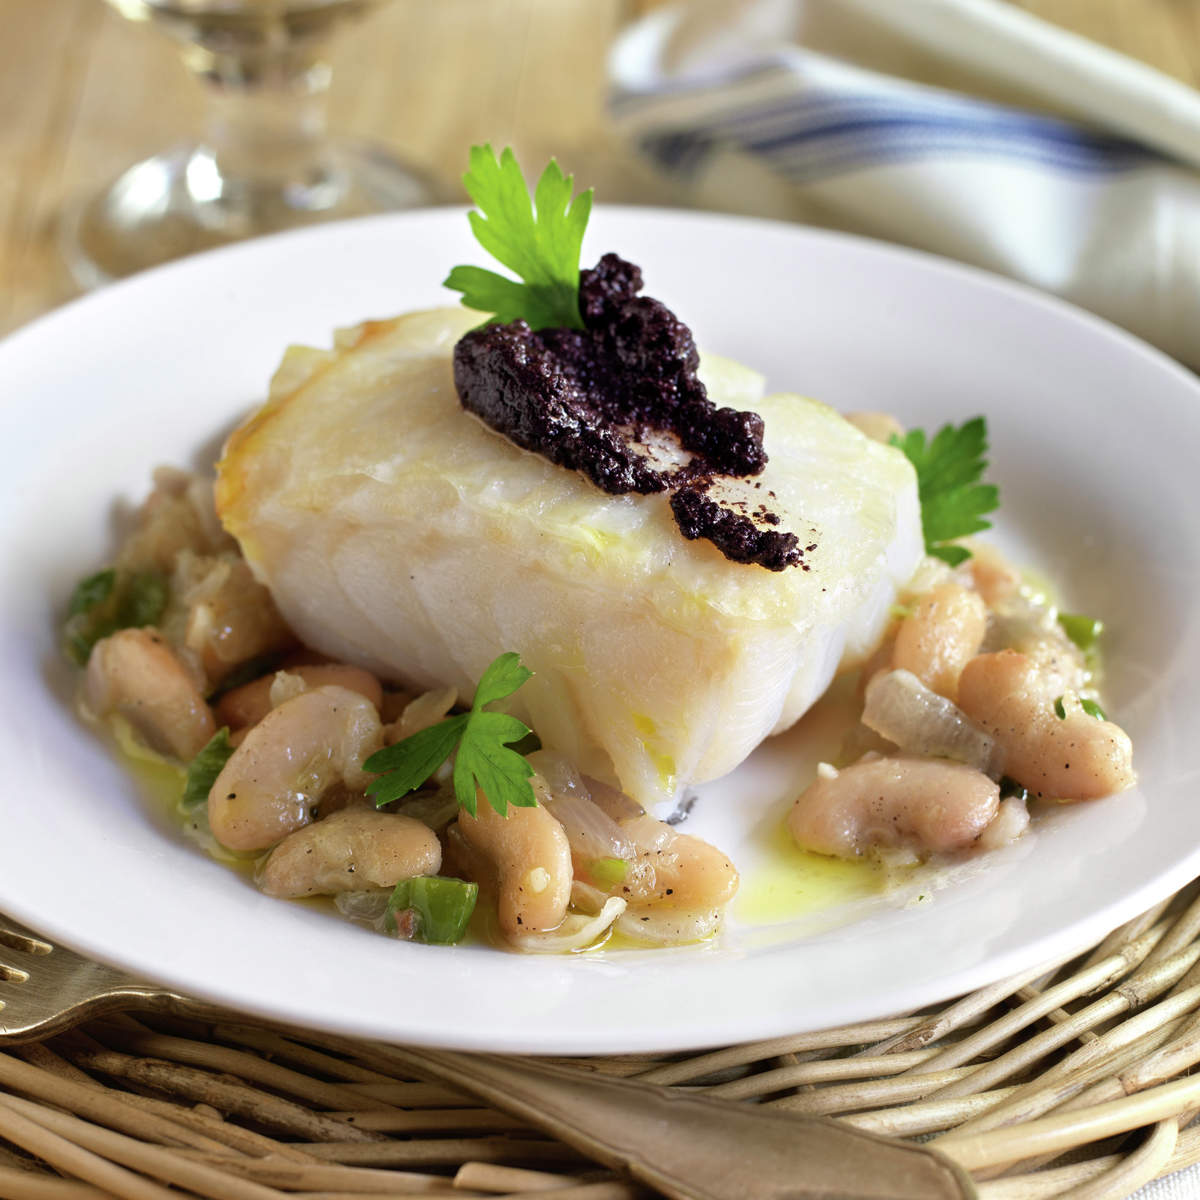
443, 145, 593, 331
364, 653, 537, 818
890, 417, 1000, 567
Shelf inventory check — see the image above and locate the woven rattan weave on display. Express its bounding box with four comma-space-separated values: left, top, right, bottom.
6, 882, 1200, 1199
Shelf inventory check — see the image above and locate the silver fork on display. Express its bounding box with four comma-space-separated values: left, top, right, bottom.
0, 912, 976, 1199
0, 913, 206, 1041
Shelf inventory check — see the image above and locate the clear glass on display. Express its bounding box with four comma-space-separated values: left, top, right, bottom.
62, 0, 442, 288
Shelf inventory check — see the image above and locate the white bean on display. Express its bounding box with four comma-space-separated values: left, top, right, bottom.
84, 627, 215, 760
171, 555, 294, 687
968, 544, 1023, 608
788, 755, 1000, 859
618, 816, 739, 911
455, 795, 572, 935
257, 808, 441, 898
893, 581, 987, 702
207, 685, 383, 851
215, 664, 383, 732
533, 761, 739, 918
957, 650, 1135, 801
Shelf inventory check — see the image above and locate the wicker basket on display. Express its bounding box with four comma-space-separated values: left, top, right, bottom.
6, 881, 1200, 1199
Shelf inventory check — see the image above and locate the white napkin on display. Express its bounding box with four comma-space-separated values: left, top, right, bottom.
612, 8, 1200, 1194
609, 0, 1200, 371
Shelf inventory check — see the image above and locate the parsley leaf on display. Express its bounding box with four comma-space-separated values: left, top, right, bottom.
443, 145, 593, 331
366, 716, 468, 808
63, 566, 169, 666
364, 652, 537, 818
182, 728, 235, 807
69, 569, 116, 617
452, 711, 534, 817
473, 651, 533, 707
890, 417, 1000, 567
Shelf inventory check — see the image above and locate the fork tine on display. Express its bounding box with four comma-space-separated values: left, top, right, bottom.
0, 915, 54, 956
0, 915, 51, 1006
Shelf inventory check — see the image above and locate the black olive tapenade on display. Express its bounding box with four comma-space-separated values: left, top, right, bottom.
452, 253, 803, 571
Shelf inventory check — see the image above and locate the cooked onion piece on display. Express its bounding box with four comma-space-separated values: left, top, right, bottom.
862, 668, 997, 774
531, 752, 638, 870
618, 905, 725, 946
334, 889, 393, 925
386, 685, 458, 744
165, 551, 294, 689
507, 895, 627, 954
120, 465, 234, 574
572, 881, 722, 947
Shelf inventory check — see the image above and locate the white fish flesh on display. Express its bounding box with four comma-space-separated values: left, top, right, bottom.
216, 308, 922, 808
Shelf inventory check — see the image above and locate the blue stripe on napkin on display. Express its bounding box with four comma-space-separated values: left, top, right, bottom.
615, 82, 1162, 182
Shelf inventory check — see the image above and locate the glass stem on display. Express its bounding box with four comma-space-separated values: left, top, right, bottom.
181, 33, 344, 228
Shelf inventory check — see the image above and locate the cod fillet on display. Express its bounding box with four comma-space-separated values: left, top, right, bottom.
217, 308, 922, 808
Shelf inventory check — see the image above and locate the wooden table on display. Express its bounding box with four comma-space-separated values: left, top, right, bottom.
2, 5, 1199, 1197
2, 0, 1198, 335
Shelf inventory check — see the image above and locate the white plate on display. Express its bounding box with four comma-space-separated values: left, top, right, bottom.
2, 208, 1198, 1054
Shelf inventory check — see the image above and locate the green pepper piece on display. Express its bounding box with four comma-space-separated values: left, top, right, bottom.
386, 876, 478, 944
587, 857, 629, 889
